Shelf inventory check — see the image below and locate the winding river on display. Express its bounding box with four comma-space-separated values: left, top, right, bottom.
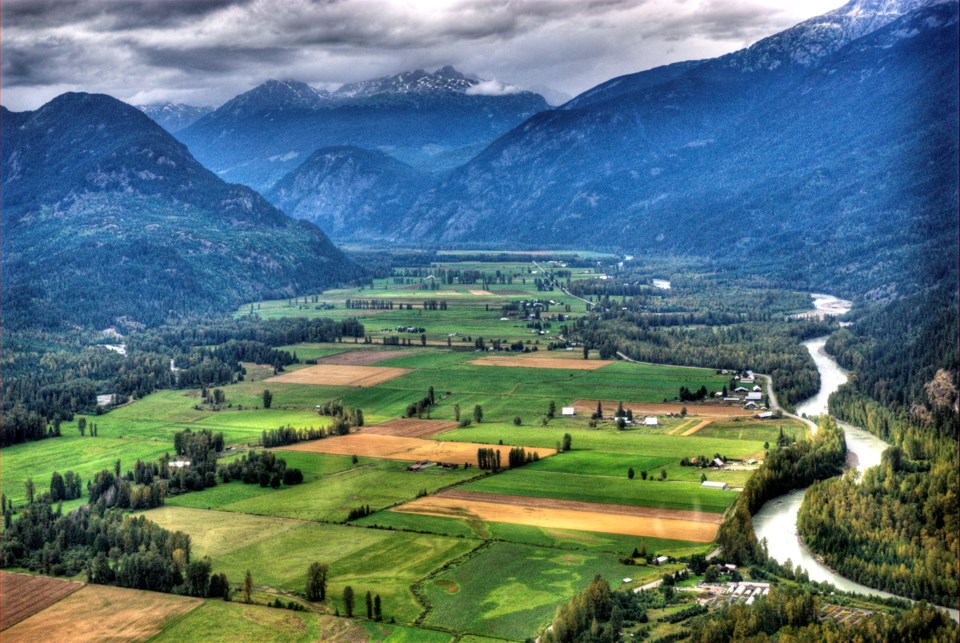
752, 298, 959, 620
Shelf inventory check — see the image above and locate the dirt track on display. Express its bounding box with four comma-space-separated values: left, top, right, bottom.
362, 418, 459, 438
265, 364, 412, 386
279, 433, 555, 466
471, 356, 612, 370
0, 571, 84, 630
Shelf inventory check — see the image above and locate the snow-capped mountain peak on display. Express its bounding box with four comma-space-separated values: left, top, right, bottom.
333, 66, 481, 98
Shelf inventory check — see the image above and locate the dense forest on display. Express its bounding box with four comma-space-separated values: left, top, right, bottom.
1, 316, 364, 446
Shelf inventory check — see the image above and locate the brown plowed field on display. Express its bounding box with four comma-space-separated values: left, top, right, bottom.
571, 400, 751, 418
314, 350, 414, 366
393, 493, 718, 543
470, 356, 613, 370
362, 418, 460, 438
0, 572, 84, 630
3, 584, 201, 641
265, 364, 412, 386
437, 490, 723, 524
278, 434, 554, 466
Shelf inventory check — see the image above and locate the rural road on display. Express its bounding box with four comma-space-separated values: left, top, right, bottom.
531, 260, 595, 308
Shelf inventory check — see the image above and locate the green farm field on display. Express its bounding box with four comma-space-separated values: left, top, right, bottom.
144, 506, 478, 624
152, 600, 455, 643
421, 542, 629, 640
460, 469, 734, 514
168, 455, 482, 522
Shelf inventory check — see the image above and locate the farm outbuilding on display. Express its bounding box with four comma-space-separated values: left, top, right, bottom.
745, 392, 763, 402
701, 480, 729, 490
561, 407, 576, 416
644, 416, 658, 426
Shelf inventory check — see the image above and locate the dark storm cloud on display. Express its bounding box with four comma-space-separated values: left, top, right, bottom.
2, 0, 841, 111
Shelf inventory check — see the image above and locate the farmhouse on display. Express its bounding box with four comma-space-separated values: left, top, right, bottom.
644, 416, 658, 426
561, 407, 576, 417
734, 387, 749, 393
753, 385, 762, 392
744, 401, 758, 410
654, 556, 670, 566
701, 480, 729, 490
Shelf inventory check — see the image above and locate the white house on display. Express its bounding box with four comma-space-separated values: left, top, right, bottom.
644, 416, 658, 426
734, 387, 749, 393
744, 401, 759, 410
561, 407, 576, 417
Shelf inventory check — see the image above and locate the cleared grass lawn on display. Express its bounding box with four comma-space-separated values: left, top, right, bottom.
3, 584, 201, 642
461, 469, 735, 514
172, 457, 481, 522
527, 451, 674, 477
353, 511, 709, 558
152, 600, 454, 643
437, 424, 767, 460
691, 418, 808, 442
423, 542, 628, 640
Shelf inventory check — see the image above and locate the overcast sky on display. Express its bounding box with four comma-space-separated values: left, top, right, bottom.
3, 0, 842, 111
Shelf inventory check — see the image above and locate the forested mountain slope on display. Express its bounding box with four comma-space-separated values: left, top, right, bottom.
1, 93, 360, 329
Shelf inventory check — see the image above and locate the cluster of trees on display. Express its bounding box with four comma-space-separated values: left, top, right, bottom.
1, 501, 191, 593
88, 466, 166, 510
316, 401, 364, 434
219, 450, 303, 488
48, 471, 83, 501
347, 505, 373, 520
260, 426, 327, 448
716, 416, 846, 564
540, 576, 650, 643
344, 299, 399, 310
678, 386, 710, 402
476, 448, 502, 471
405, 387, 437, 418
507, 446, 540, 468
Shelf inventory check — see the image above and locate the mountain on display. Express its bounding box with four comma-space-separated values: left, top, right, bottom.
137, 103, 214, 133
1, 93, 360, 329
398, 0, 958, 295
176, 67, 549, 191
266, 147, 428, 242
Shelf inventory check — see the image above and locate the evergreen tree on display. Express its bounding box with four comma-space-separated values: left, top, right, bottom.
343, 586, 355, 617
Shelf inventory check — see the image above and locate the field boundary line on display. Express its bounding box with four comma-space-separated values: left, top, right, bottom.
411, 540, 492, 627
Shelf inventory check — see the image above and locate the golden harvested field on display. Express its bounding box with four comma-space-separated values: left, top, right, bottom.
470, 356, 613, 370
571, 400, 752, 418
3, 584, 202, 642
265, 363, 412, 386
362, 418, 460, 438
393, 491, 719, 543
681, 419, 714, 436
0, 571, 84, 630
278, 433, 555, 466
315, 349, 415, 366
